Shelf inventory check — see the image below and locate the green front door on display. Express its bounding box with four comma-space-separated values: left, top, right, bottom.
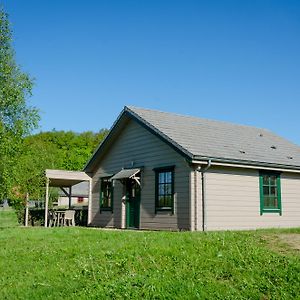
126, 179, 140, 229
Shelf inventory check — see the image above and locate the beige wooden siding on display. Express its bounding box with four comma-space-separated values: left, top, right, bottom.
189, 169, 203, 231
203, 166, 300, 230
91, 119, 191, 230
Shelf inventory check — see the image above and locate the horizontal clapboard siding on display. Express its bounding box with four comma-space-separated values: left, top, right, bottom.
204, 167, 300, 230
91, 118, 191, 230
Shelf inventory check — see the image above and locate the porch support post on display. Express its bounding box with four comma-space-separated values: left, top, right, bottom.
87, 179, 92, 225
45, 178, 49, 227
68, 186, 72, 208
25, 192, 29, 227
121, 183, 126, 229
190, 171, 195, 231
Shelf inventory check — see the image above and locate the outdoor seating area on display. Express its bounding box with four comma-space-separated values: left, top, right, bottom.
44, 169, 92, 227
48, 209, 75, 227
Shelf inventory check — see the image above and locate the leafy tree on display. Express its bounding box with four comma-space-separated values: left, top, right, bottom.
0, 8, 108, 205
26, 129, 108, 171
13, 136, 58, 201
13, 129, 108, 201
0, 8, 39, 200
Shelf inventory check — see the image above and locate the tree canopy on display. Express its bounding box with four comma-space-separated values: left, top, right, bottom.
25, 129, 108, 171
0, 7, 108, 204
0, 8, 39, 200
13, 130, 108, 200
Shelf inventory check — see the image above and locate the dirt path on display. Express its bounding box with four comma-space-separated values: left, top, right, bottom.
277, 233, 300, 251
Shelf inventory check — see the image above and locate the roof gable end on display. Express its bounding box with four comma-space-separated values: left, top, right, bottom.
83, 106, 193, 172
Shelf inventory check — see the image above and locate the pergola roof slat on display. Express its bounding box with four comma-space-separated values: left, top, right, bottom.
45, 169, 91, 187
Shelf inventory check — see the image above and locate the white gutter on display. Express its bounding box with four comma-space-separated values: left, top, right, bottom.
191, 160, 300, 174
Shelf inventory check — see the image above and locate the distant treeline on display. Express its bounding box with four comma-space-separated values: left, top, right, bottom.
26, 129, 108, 171
10, 129, 108, 204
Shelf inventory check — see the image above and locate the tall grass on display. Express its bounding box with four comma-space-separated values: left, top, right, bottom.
0, 227, 299, 299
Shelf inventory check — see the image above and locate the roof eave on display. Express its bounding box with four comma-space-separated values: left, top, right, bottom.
192, 156, 300, 172
84, 106, 300, 174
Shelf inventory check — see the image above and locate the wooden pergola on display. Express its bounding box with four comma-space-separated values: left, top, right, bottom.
45, 169, 92, 227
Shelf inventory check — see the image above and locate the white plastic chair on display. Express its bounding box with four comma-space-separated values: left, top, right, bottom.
64, 210, 75, 226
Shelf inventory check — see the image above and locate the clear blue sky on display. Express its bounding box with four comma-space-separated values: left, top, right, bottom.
3, 0, 300, 144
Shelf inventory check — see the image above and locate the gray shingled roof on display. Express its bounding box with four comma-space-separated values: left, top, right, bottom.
126, 106, 300, 168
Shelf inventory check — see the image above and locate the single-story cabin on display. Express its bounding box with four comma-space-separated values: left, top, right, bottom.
57, 106, 300, 231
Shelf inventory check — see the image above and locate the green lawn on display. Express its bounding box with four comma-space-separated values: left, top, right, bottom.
0, 226, 300, 299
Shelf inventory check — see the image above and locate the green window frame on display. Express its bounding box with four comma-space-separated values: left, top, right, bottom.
100, 177, 113, 212
259, 171, 282, 215
154, 166, 175, 213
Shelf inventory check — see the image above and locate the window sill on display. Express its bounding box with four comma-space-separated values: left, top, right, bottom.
260, 209, 282, 215
155, 208, 174, 214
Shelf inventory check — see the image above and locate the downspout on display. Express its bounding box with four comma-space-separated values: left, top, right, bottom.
193, 169, 197, 231
197, 159, 212, 231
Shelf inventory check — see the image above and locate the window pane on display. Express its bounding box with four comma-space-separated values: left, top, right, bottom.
264, 196, 279, 209
164, 195, 172, 207
270, 176, 277, 186
158, 195, 165, 207
263, 186, 269, 196
263, 175, 269, 185
270, 197, 275, 208
270, 186, 277, 197
165, 172, 172, 183
159, 173, 165, 184
158, 184, 164, 195
264, 196, 270, 208
165, 183, 172, 195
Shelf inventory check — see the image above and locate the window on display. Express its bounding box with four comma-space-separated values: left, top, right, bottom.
259, 172, 282, 215
154, 166, 174, 212
77, 197, 84, 203
100, 177, 113, 211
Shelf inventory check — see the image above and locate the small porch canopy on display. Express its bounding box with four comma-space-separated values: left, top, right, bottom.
111, 168, 141, 185
111, 168, 140, 180
45, 169, 92, 227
